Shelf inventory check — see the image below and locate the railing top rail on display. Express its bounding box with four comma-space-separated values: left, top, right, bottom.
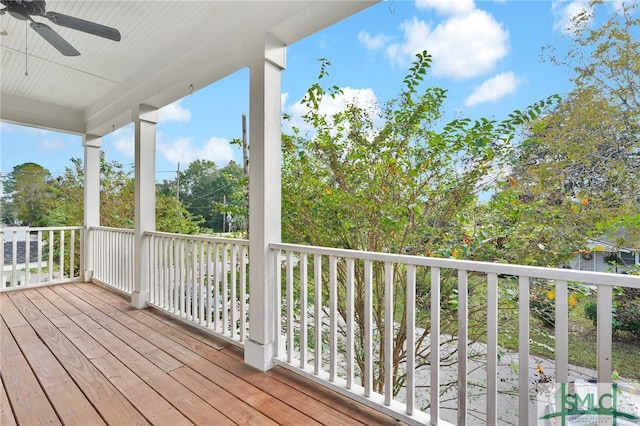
145, 230, 249, 245
271, 242, 640, 288
90, 226, 135, 233
1, 226, 84, 232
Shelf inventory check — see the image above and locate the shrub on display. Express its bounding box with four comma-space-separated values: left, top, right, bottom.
616, 300, 640, 336
585, 300, 598, 326
584, 294, 640, 337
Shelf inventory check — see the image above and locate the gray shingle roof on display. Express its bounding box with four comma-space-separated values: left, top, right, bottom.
3, 241, 41, 266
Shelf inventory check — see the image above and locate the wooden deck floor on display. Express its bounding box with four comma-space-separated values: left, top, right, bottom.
0, 282, 400, 425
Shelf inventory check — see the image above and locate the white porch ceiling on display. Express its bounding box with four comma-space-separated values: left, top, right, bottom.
0, 0, 377, 136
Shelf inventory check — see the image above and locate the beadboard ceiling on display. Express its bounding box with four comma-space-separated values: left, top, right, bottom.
0, 0, 377, 136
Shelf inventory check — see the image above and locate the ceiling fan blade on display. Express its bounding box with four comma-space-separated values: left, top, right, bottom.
45, 11, 121, 42
30, 22, 80, 56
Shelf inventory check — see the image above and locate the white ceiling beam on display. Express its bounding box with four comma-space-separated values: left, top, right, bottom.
0, 92, 85, 134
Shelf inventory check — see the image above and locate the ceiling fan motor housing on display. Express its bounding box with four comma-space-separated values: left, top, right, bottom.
0, 0, 120, 56
4, 0, 47, 20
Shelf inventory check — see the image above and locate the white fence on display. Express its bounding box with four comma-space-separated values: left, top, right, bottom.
146, 231, 249, 346
1, 226, 84, 290
271, 242, 640, 426
91, 226, 135, 294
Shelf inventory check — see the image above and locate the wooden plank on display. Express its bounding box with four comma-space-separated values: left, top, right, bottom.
50, 315, 111, 360
5, 291, 150, 426
122, 314, 307, 424
267, 364, 401, 426
4, 283, 404, 426
223, 345, 397, 426
146, 374, 233, 425
91, 354, 192, 426
78, 284, 397, 425
0, 375, 17, 426
36, 286, 82, 317
79, 282, 229, 350
51, 286, 184, 373
169, 365, 278, 426
0, 294, 28, 328
188, 357, 322, 425
73, 281, 133, 309
7, 316, 105, 425
124, 310, 321, 425
73, 283, 216, 344
53, 290, 292, 424
21, 288, 65, 321
126, 308, 363, 425
0, 319, 61, 425
50, 287, 231, 425
223, 356, 371, 426
132, 305, 392, 425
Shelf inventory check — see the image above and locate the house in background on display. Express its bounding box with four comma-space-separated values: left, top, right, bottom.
571, 231, 640, 273
1, 226, 45, 286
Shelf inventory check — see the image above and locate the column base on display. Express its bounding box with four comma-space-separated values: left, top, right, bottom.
130, 291, 148, 309
244, 339, 275, 371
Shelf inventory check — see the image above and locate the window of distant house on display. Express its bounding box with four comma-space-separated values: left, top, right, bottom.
620, 251, 636, 264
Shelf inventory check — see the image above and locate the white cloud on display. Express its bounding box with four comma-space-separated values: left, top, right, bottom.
611, 0, 632, 13
158, 100, 191, 124
358, 31, 391, 50
108, 126, 134, 159
415, 0, 475, 16
464, 72, 522, 106
284, 87, 382, 136
552, 1, 593, 34
386, 10, 509, 79
158, 137, 233, 167
37, 138, 67, 152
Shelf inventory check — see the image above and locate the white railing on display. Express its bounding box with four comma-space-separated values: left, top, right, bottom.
271, 242, 640, 426
146, 231, 249, 345
1, 226, 84, 290
91, 226, 135, 294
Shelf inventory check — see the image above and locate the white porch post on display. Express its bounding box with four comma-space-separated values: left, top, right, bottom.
245, 35, 286, 371
83, 135, 101, 282
131, 104, 158, 309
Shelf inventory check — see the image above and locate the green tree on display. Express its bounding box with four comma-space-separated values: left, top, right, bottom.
162, 160, 247, 232
498, 0, 640, 259
11, 155, 203, 234
2, 162, 56, 226
281, 53, 554, 401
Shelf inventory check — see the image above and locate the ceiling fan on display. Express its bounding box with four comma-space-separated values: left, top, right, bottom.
0, 0, 121, 56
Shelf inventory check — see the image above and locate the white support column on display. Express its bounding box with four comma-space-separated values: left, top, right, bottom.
83, 135, 101, 282
131, 104, 158, 309
245, 35, 286, 371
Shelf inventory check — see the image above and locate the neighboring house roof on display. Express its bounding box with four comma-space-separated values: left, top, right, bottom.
587, 240, 636, 253
582, 227, 638, 253
3, 241, 41, 266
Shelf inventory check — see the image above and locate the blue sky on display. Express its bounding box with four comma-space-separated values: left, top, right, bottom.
0, 0, 632, 182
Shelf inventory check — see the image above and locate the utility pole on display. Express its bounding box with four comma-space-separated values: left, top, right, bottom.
176, 162, 180, 202
242, 114, 248, 177
222, 194, 226, 233
242, 114, 249, 234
